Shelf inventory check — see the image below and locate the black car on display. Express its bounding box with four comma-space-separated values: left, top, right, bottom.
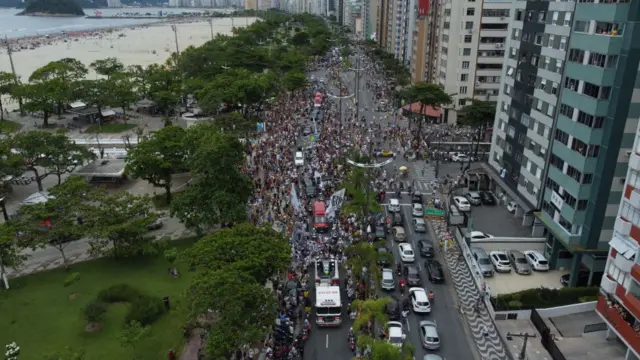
404, 265, 421, 286
377, 247, 392, 268
418, 240, 435, 258
411, 192, 423, 204
392, 212, 403, 226
560, 270, 602, 287
386, 298, 401, 320
479, 191, 496, 205
426, 260, 445, 283
375, 225, 387, 239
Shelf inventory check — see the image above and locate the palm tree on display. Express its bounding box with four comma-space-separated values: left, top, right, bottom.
402, 83, 453, 155
458, 99, 496, 172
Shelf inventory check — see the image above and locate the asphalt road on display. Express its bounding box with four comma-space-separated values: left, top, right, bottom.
302, 53, 479, 360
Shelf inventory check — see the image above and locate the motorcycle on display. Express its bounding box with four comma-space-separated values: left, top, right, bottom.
348, 334, 356, 351
396, 264, 402, 277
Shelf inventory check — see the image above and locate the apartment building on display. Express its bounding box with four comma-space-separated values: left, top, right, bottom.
245, 0, 259, 9
387, 0, 417, 65
489, 0, 640, 286
362, 0, 379, 40
436, 0, 510, 124
106, 0, 122, 8
597, 122, 640, 359
410, 0, 441, 83
376, 0, 391, 48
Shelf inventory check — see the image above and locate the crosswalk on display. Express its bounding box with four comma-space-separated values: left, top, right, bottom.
382, 163, 438, 193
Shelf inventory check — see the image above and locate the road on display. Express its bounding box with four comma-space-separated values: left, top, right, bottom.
302, 52, 479, 360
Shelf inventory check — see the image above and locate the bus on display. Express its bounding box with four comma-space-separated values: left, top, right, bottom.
315, 285, 342, 327
313, 201, 329, 232
314, 92, 324, 108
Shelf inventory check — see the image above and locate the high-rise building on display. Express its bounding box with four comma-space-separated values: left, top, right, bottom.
410, 0, 441, 84
375, 0, 390, 48
488, 0, 640, 285
436, 0, 510, 124
245, 0, 258, 9
168, 0, 181, 7
596, 121, 640, 359
106, 0, 122, 7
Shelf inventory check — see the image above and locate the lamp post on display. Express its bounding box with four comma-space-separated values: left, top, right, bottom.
207, 19, 214, 40
506, 332, 537, 360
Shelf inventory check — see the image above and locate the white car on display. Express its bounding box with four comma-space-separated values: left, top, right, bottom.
398, 243, 415, 263
507, 201, 517, 213
451, 154, 469, 162
389, 198, 401, 212
453, 196, 471, 212
386, 321, 406, 348
489, 251, 512, 273
524, 250, 550, 271
409, 287, 431, 313
469, 231, 494, 241
294, 152, 304, 166
412, 203, 424, 217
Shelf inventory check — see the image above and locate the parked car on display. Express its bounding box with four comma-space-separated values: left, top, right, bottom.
399, 243, 415, 262
479, 191, 496, 205
147, 218, 163, 231
387, 321, 406, 348
469, 231, 494, 241
523, 250, 550, 271
490, 251, 512, 273
425, 260, 445, 283
375, 225, 387, 240
507, 201, 517, 213
451, 153, 469, 162
412, 203, 424, 217
404, 265, 421, 286
471, 247, 494, 277
392, 212, 403, 226
386, 298, 402, 320
411, 192, 423, 204
465, 191, 482, 205
453, 196, 471, 212
418, 240, 435, 258
419, 320, 440, 349
412, 218, 427, 233
508, 250, 532, 275
393, 226, 407, 242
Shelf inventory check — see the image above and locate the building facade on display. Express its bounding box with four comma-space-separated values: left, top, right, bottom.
436, 0, 510, 124
410, 0, 441, 84
488, 0, 640, 285
597, 121, 640, 359
245, 0, 259, 9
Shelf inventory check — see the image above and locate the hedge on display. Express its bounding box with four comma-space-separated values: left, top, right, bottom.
83, 284, 166, 325
491, 286, 599, 311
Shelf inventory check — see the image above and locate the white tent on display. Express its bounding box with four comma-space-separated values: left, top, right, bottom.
21, 191, 54, 206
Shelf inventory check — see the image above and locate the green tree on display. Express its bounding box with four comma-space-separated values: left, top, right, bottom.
90, 58, 124, 79
43, 346, 85, 360
170, 123, 251, 234
17, 177, 92, 268
402, 83, 453, 153
183, 223, 290, 285
127, 65, 151, 99
146, 64, 181, 117
125, 126, 187, 204
459, 99, 496, 171
214, 112, 257, 137
0, 71, 16, 121
290, 31, 310, 46
109, 73, 137, 118
282, 71, 308, 94
187, 268, 274, 359
346, 242, 388, 297
0, 221, 27, 289
29, 58, 88, 117
78, 79, 112, 123
117, 320, 150, 360
12, 81, 56, 127
356, 335, 414, 360
12, 131, 94, 190
344, 162, 380, 218
350, 297, 390, 335
86, 191, 158, 259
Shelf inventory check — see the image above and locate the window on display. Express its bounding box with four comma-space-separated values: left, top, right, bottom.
595, 21, 624, 36
443, 22, 450, 29
462, 61, 470, 69
534, 33, 543, 45
569, 49, 585, 63
441, 46, 448, 54
531, 54, 539, 66
583, 82, 600, 98
465, 21, 474, 30
559, 37, 567, 51
559, 104, 574, 118
460, 74, 468, 81
549, 154, 565, 170
538, 11, 546, 23
552, 11, 559, 25
459, 86, 468, 94
600, 86, 611, 100
464, 35, 472, 43
564, 12, 571, 27
444, 9, 451, 16
458, 99, 466, 106
552, 82, 559, 95
556, 59, 563, 72
574, 20, 589, 33
512, 29, 520, 40
507, 125, 516, 138
515, 9, 523, 21
589, 52, 606, 67
606, 55, 619, 68
554, 129, 569, 146
547, 35, 554, 47
576, 111, 605, 128
564, 77, 579, 92
628, 170, 640, 188
620, 201, 640, 227
466, 8, 475, 16
566, 165, 582, 182
440, 71, 446, 80
463, 48, 471, 56
547, 104, 555, 117
582, 173, 593, 184
538, 79, 547, 90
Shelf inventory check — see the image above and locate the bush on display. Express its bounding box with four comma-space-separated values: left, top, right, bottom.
491, 287, 599, 311
84, 300, 107, 323
63, 272, 80, 287
95, 284, 166, 326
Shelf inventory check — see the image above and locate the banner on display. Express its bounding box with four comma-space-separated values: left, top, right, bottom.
418, 0, 430, 17
326, 188, 346, 221
346, 157, 394, 168
290, 184, 302, 213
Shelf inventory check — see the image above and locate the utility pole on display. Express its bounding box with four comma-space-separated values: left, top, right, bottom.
208, 19, 214, 40
3, 36, 24, 116
506, 332, 536, 360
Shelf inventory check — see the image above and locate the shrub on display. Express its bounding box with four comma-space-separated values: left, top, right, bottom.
95, 284, 166, 326
63, 272, 80, 287
84, 300, 107, 323
491, 287, 599, 311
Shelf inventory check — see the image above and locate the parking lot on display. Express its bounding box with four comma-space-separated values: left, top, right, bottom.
461, 197, 533, 238
484, 269, 569, 295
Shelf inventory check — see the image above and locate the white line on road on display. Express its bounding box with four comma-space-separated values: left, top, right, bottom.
326, 334, 329, 348
405, 316, 411, 332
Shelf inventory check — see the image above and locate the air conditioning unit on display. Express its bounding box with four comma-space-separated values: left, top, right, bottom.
626, 151, 632, 157
500, 16, 505, 20
467, 29, 473, 34
620, 178, 626, 185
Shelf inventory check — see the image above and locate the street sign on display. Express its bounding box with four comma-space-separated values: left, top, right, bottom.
424, 208, 445, 217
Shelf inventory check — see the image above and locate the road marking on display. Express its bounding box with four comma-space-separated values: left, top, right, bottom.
382, 203, 414, 206
405, 317, 411, 332
326, 334, 329, 348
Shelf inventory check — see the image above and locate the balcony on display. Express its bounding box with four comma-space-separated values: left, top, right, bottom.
630, 151, 640, 171
601, 275, 617, 294
614, 255, 635, 273
615, 217, 632, 237
630, 189, 640, 209
596, 295, 640, 355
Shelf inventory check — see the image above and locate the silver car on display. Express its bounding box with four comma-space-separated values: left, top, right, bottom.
412, 218, 427, 233
508, 250, 532, 275
471, 247, 494, 277
419, 320, 440, 350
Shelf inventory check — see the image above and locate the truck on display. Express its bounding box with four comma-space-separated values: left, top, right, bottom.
315, 285, 342, 327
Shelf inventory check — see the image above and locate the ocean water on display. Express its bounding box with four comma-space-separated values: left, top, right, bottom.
0, 7, 224, 38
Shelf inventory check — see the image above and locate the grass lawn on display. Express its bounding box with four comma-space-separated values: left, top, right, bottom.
0, 238, 198, 360
0, 119, 22, 133
84, 123, 137, 133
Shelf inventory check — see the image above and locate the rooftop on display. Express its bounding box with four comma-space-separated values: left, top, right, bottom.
463, 202, 533, 238
75, 159, 126, 177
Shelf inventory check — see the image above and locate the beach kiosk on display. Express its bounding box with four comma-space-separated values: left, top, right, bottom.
75, 159, 127, 187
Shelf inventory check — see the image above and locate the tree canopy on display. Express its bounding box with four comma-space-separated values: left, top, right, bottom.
22, 0, 85, 16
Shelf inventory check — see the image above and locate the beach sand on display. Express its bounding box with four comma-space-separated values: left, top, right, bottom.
0, 17, 257, 111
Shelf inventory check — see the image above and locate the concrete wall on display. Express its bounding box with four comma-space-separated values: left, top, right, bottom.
472, 238, 546, 252
494, 301, 597, 321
